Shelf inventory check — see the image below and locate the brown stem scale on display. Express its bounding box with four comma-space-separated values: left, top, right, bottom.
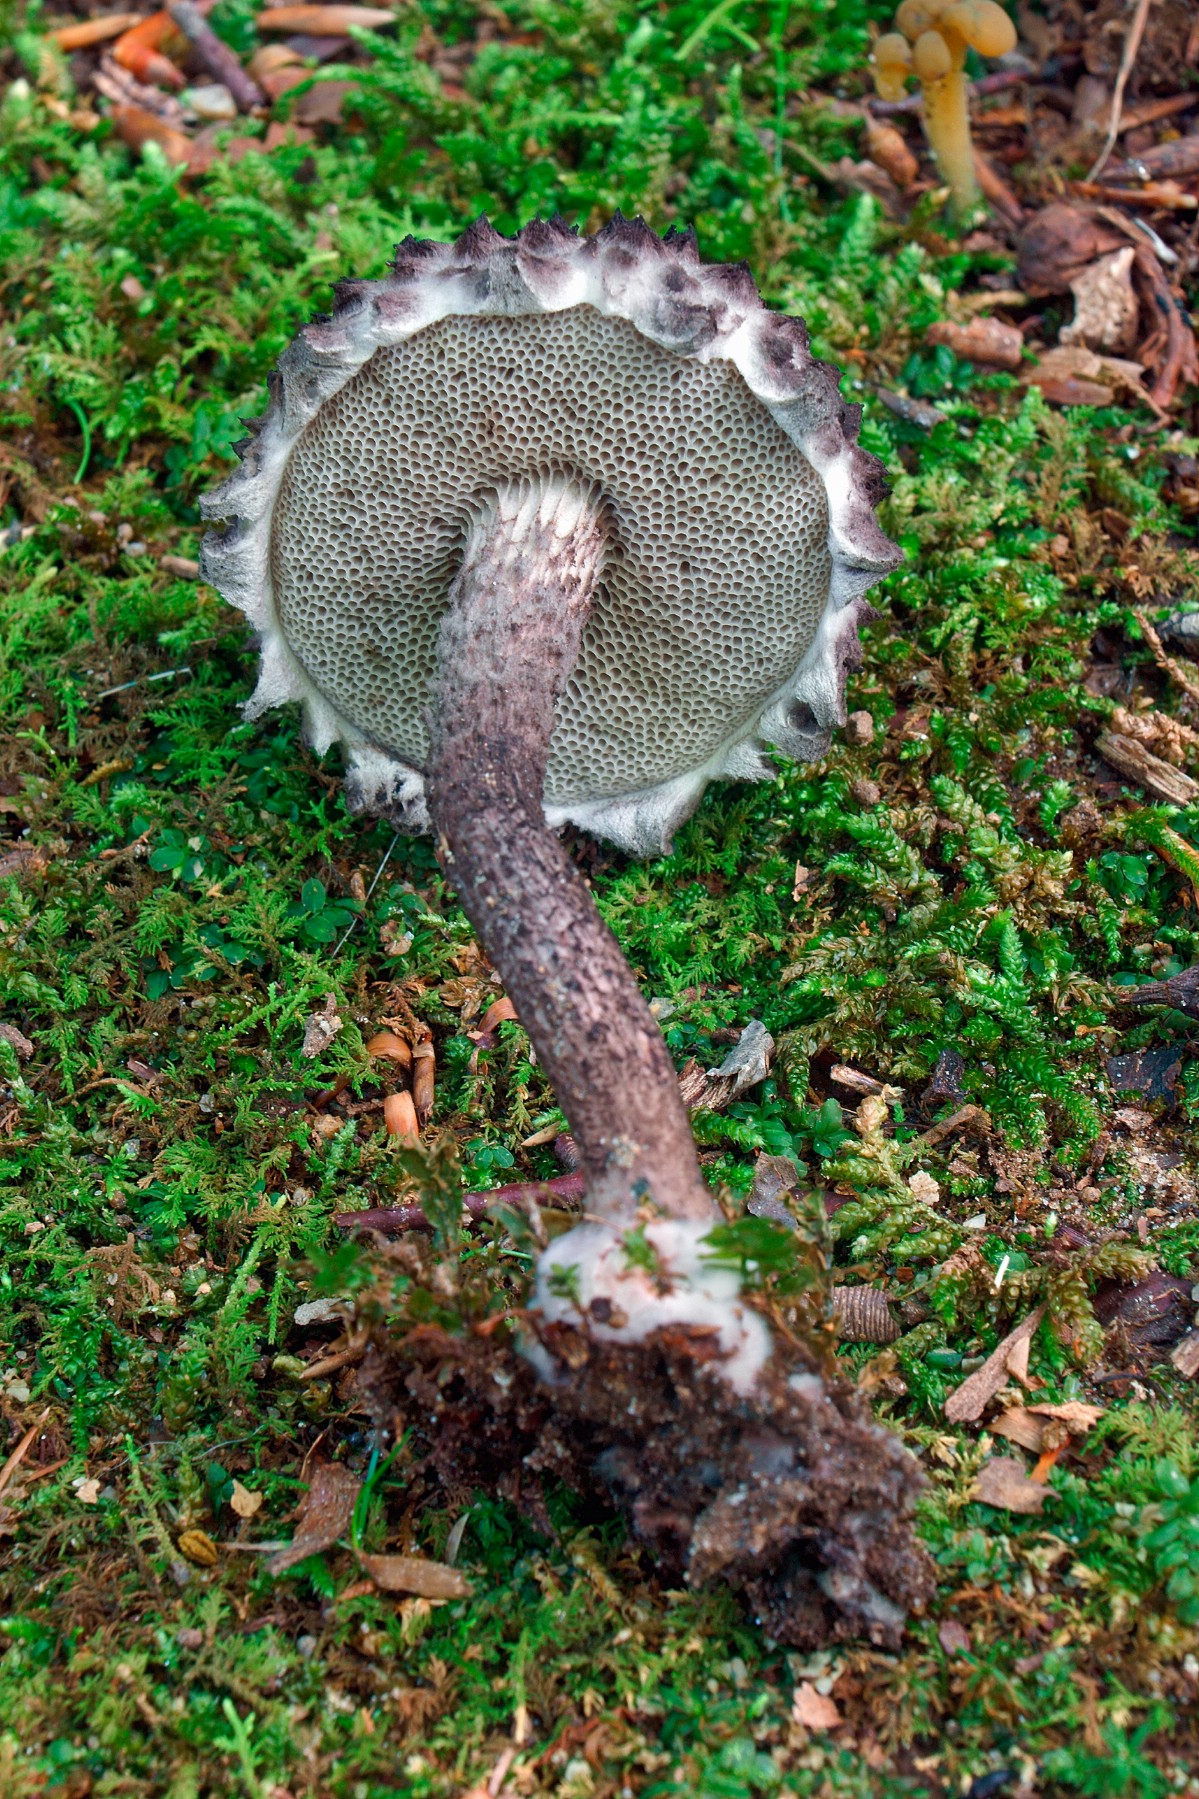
426, 479, 714, 1225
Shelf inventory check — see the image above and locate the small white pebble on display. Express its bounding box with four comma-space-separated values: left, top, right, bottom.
185, 83, 237, 121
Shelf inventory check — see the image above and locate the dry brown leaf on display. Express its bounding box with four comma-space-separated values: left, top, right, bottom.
937, 1618, 972, 1656
927, 317, 1023, 370
1023, 343, 1149, 409
864, 117, 918, 188
973, 1456, 1049, 1514
267, 1461, 360, 1574
473, 995, 518, 1038
230, 1480, 264, 1519
791, 1683, 841, 1730
944, 1306, 1045, 1423
357, 1552, 472, 1599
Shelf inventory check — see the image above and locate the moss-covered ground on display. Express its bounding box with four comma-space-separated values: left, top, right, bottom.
2, 1, 1199, 1793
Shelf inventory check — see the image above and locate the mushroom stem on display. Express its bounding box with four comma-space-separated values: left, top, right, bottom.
922, 63, 978, 216
426, 476, 716, 1226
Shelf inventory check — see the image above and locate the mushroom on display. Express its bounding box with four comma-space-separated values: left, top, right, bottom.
873, 0, 1017, 216
201, 217, 932, 1644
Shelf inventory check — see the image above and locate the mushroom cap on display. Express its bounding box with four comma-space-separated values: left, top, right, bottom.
201, 217, 901, 856
872, 31, 914, 101
941, 0, 1016, 56
912, 26, 953, 80
895, 0, 947, 41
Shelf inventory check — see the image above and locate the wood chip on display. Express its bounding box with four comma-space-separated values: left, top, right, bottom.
791, 1683, 841, 1730
944, 1306, 1045, 1423
356, 1551, 472, 1599
49, 11, 142, 49
267, 1460, 360, 1574
973, 1455, 1049, 1514
1096, 731, 1199, 805
255, 5, 395, 32
160, 554, 199, 579
1171, 1331, 1199, 1379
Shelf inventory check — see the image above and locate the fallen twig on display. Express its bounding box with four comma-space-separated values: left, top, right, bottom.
167, 0, 265, 110
1135, 610, 1199, 709
1086, 0, 1152, 183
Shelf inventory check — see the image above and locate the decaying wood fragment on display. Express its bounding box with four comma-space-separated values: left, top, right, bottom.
1096, 730, 1199, 805
944, 1305, 1046, 1423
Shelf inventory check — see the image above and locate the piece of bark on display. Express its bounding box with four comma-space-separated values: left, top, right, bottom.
426, 482, 713, 1224
1121, 966, 1199, 1019
356, 1551, 471, 1598
944, 1306, 1045, 1423
678, 1020, 774, 1113
1095, 731, 1199, 804
167, 0, 265, 111
266, 1460, 360, 1574
1107, 132, 1199, 185
973, 1455, 1048, 1514
1171, 1332, 1199, 1379
411, 1035, 435, 1125
0, 1023, 33, 1059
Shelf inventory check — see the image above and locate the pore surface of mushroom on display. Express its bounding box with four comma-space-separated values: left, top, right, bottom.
202, 215, 900, 858
202, 220, 931, 1642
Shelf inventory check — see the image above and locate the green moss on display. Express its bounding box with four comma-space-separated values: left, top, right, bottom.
1, 0, 1198, 1791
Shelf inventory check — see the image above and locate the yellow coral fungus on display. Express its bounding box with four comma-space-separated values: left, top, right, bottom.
871, 0, 1017, 217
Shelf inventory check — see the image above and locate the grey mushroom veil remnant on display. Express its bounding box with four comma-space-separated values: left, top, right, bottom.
200, 219, 932, 1648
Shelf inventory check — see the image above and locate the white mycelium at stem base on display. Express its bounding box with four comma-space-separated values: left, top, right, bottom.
532, 1220, 772, 1396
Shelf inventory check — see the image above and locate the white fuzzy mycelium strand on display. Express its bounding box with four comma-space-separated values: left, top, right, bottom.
531, 1219, 772, 1395
200, 216, 902, 858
